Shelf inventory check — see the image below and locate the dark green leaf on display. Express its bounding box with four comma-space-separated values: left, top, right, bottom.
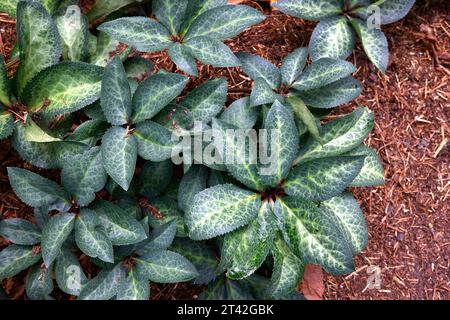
0, 56, 12, 106
55, 247, 88, 296
78, 263, 126, 300
345, 145, 384, 187
168, 43, 198, 76
378, 0, 415, 25
147, 196, 187, 237
178, 165, 208, 212
153, 0, 188, 35
138, 160, 172, 198
0, 245, 41, 280
185, 36, 240, 67
219, 97, 258, 129
0, 218, 41, 245
116, 269, 150, 300
274, 0, 342, 20
280, 47, 308, 86
26, 264, 53, 300
236, 52, 280, 89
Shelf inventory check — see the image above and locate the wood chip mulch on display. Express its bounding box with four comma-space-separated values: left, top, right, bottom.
0, 0, 448, 300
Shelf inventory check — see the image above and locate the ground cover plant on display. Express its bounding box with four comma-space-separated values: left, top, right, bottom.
0, 0, 422, 300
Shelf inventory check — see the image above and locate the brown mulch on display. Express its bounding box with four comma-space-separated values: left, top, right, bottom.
1, 0, 449, 300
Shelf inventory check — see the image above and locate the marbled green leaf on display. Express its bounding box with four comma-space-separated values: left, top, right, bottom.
98, 17, 172, 52
180, 78, 227, 122
350, 18, 388, 72
135, 250, 198, 283
41, 213, 76, 267
280, 47, 308, 86
61, 147, 107, 207
185, 5, 265, 41
275, 197, 354, 274
138, 160, 172, 198
89, 31, 131, 67
186, 184, 261, 240
134, 120, 180, 162
378, 0, 415, 25
285, 156, 365, 201
78, 263, 126, 300
24, 62, 103, 116
221, 202, 276, 280
296, 107, 374, 163
67, 119, 109, 146
0, 218, 41, 245
292, 58, 356, 91
297, 76, 362, 109
287, 96, 322, 143
55, 247, 88, 296
153, 0, 188, 35
185, 36, 240, 67
273, 0, 342, 21
168, 43, 198, 76
0, 0, 19, 17
310, 17, 355, 61
101, 56, 132, 125
178, 165, 208, 212
345, 145, 384, 187
180, 0, 227, 34
136, 220, 177, 255
321, 192, 368, 255
124, 56, 154, 82
90, 200, 147, 246
219, 97, 258, 129
87, 0, 137, 22
16, 1, 61, 97
75, 209, 114, 263
131, 73, 188, 123
26, 264, 53, 300
0, 56, 12, 106
0, 111, 14, 140
250, 77, 278, 107
170, 238, 218, 285
56, 5, 90, 62
116, 269, 150, 300
236, 52, 280, 90
0, 245, 41, 280
268, 236, 304, 299
261, 100, 299, 187
147, 196, 187, 237
101, 126, 137, 191
7, 167, 70, 208
23, 119, 61, 143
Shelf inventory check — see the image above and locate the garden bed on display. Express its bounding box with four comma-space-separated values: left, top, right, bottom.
0, 0, 448, 300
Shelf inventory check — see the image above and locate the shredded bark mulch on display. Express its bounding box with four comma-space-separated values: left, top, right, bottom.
0, 0, 448, 300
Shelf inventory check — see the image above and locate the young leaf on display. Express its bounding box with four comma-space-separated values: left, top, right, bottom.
136, 220, 177, 255
101, 126, 137, 191
75, 209, 114, 263
296, 107, 374, 163
287, 96, 322, 143
285, 156, 365, 201
16, 1, 61, 96
0, 245, 41, 280
0, 56, 12, 106
170, 238, 218, 285
291, 58, 356, 91
0, 218, 41, 245
168, 43, 198, 76
186, 184, 261, 240
180, 78, 227, 122
135, 250, 198, 283
56, 5, 90, 62
321, 192, 368, 255
350, 18, 388, 73
134, 120, 180, 162
297, 76, 362, 109
138, 160, 173, 198
7, 167, 70, 208
101, 56, 132, 125
378, 0, 416, 25
55, 247, 88, 296
41, 213, 76, 267
181, 0, 228, 34
309, 17, 355, 61
26, 265, 53, 300
178, 165, 208, 212
0, 111, 14, 140
24, 62, 103, 116
153, 0, 188, 35
78, 264, 126, 300
90, 200, 147, 246
98, 17, 172, 52
86, 0, 137, 22
184, 36, 240, 67
280, 47, 308, 86
261, 100, 299, 187
275, 197, 354, 274
236, 52, 281, 90
249, 77, 278, 107
219, 97, 258, 129
116, 269, 150, 300
221, 202, 276, 280
184, 5, 265, 41
345, 145, 384, 187
268, 236, 305, 299
61, 147, 106, 207
23, 120, 61, 143
89, 31, 130, 67
273, 0, 342, 21
131, 73, 188, 123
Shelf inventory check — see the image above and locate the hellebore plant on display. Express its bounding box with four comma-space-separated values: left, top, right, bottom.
98, 0, 266, 76
274, 0, 416, 72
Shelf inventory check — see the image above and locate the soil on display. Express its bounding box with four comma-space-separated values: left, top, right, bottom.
0, 0, 448, 300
